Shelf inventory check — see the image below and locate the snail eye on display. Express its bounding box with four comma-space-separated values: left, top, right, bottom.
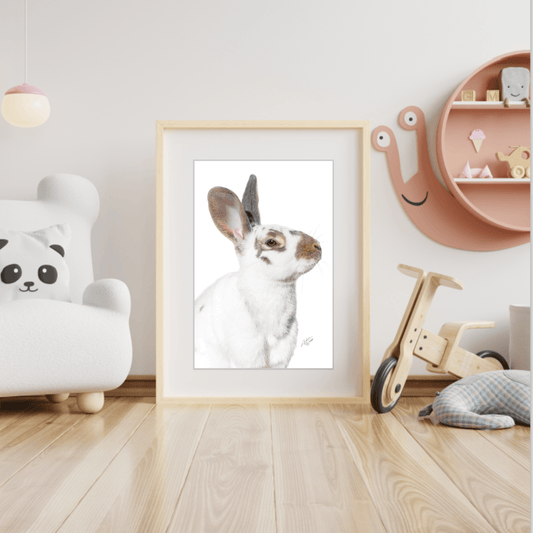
404, 111, 417, 125
266, 239, 277, 247
376, 131, 390, 148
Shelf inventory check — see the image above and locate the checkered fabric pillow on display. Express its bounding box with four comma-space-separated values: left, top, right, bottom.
419, 370, 530, 430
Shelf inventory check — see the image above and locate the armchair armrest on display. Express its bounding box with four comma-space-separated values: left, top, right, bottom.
83, 278, 131, 316
0, 281, 132, 397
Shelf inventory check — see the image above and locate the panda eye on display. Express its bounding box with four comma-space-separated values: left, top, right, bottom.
265, 239, 277, 247
38, 265, 58, 284
1, 264, 22, 284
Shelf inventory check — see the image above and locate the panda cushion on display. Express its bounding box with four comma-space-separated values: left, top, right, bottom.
0, 224, 71, 303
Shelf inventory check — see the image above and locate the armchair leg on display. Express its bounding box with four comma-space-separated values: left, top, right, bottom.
46, 393, 70, 403
77, 392, 105, 414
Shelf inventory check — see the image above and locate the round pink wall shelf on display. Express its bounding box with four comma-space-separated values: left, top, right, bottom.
437, 51, 530, 233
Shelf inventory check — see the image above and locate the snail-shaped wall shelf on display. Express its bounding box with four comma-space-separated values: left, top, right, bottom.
373, 53, 530, 251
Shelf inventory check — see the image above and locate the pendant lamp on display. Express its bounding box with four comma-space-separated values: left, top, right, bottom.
2, 0, 50, 127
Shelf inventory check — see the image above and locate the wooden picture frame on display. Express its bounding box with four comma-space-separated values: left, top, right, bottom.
156, 121, 370, 403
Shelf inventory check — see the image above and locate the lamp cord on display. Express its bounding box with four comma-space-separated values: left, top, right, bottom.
24, 0, 27, 84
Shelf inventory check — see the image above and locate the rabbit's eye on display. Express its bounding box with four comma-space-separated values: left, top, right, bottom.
266, 239, 277, 247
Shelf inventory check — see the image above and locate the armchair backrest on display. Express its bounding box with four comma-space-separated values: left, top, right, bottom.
0, 174, 99, 303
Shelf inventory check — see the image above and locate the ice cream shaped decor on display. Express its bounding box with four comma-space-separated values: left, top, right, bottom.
469, 129, 485, 152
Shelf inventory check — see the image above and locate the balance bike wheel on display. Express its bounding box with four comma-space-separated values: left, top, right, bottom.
477, 350, 509, 370
371, 356, 401, 414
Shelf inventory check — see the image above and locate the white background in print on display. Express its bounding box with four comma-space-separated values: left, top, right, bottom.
194, 160, 333, 368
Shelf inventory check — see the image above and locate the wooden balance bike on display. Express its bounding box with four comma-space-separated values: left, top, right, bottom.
371, 264, 509, 413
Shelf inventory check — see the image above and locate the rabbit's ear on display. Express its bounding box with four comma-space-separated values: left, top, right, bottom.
208, 187, 251, 244
242, 174, 261, 227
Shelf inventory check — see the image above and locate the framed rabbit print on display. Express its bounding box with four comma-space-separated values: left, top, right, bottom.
156, 121, 370, 403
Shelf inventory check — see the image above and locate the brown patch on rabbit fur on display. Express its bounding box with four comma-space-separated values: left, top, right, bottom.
296, 233, 321, 261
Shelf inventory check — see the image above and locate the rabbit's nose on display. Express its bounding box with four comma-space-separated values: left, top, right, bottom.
24, 281, 34, 288
314, 243, 321, 252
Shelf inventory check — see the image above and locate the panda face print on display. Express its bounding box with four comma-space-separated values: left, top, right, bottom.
2, 262, 60, 292
0, 225, 71, 303
1, 260, 61, 290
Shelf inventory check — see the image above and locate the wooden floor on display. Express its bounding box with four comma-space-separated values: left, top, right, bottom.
0, 396, 529, 533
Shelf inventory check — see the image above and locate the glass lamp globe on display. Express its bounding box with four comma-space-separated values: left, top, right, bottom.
1, 83, 50, 127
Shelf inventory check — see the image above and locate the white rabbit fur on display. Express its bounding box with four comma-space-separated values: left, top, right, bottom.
194, 175, 321, 369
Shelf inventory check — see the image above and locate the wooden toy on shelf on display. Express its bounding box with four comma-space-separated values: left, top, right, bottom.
371, 264, 508, 414
461, 90, 476, 101
486, 90, 500, 101
497, 146, 531, 179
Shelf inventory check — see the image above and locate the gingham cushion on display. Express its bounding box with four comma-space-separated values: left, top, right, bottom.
419, 370, 530, 430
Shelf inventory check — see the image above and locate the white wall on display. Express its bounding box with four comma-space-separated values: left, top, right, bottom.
0, 0, 529, 375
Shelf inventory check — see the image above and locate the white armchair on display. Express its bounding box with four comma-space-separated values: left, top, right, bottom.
0, 174, 132, 413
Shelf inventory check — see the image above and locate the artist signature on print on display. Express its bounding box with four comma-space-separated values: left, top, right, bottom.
301, 336, 314, 347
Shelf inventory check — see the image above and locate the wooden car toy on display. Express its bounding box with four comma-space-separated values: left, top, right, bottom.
496, 145, 531, 179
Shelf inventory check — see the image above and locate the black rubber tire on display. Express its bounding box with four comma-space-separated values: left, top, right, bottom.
371, 356, 401, 414
477, 350, 509, 370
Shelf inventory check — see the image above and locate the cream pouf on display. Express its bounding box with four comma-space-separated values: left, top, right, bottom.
509, 305, 530, 371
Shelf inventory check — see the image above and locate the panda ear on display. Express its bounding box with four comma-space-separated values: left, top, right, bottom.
50, 244, 65, 257
0, 240, 7, 250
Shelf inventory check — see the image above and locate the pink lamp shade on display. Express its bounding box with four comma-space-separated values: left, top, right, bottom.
2, 83, 50, 127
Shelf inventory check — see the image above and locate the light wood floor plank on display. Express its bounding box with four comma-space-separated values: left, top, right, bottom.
392, 397, 530, 533
415, 396, 531, 471
0, 398, 85, 487
272, 404, 386, 533
330, 402, 498, 533
0, 397, 44, 431
414, 396, 530, 471
0, 397, 526, 532
0, 397, 153, 533
478, 422, 530, 471
167, 404, 275, 533
57, 404, 211, 533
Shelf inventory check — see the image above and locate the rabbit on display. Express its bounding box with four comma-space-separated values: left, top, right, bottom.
194, 174, 322, 369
